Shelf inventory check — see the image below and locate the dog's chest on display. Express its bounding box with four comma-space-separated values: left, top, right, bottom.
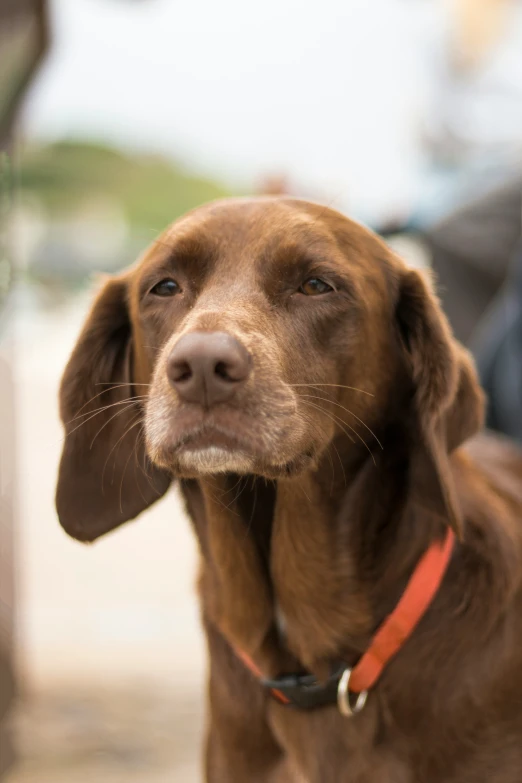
267, 700, 415, 783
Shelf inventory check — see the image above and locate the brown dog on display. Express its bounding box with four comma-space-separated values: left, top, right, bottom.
56, 198, 522, 782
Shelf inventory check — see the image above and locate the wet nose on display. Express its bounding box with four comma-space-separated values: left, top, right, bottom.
167, 331, 252, 407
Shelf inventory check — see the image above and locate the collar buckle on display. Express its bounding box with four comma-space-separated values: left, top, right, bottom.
261, 667, 345, 710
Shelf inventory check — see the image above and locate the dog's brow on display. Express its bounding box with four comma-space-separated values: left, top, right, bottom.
154, 234, 214, 263
257, 238, 351, 290
139, 235, 216, 294
260, 238, 332, 269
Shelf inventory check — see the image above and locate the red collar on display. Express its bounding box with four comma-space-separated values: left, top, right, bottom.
348, 526, 455, 693
236, 527, 455, 713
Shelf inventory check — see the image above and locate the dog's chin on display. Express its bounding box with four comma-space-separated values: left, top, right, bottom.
148, 442, 318, 480
176, 446, 255, 476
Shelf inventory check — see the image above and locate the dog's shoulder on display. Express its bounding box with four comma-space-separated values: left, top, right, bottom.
453, 432, 522, 616
463, 431, 522, 508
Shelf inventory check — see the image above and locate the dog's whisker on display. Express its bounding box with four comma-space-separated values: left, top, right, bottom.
304, 411, 347, 490
298, 482, 312, 504
329, 440, 347, 490
301, 399, 376, 466
119, 418, 143, 513
287, 383, 374, 397
71, 383, 142, 419
222, 475, 244, 499
67, 396, 147, 426
94, 382, 152, 387
65, 399, 143, 436
132, 436, 149, 506
89, 403, 140, 450
323, 440, 336, 495
201, 479, 240, 516
101, 412, 143, 494
135, 430, 160, 493
296, 409, 338, 492
112, 413, 143, 469
299, 394, 384, 450
300, 399, 356, 445
224, 475, 250, 511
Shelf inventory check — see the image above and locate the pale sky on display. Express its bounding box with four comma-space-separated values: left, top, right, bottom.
22, 0, 435, 222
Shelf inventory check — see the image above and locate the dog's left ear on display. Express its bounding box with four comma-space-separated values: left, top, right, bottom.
396, 269, 485, 536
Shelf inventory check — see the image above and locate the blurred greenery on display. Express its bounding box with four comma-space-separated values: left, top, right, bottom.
17, 139, 233, 232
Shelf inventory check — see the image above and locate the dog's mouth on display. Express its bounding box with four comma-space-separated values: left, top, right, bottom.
177, 424, 246, 452
145, 402, 317, 478
173, 424, 256, 474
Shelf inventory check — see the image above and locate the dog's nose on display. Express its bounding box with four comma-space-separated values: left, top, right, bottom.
167, 331, 251, 407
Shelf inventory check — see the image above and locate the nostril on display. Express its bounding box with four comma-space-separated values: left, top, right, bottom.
214, 361, 236, 382
171, 361, 192, 383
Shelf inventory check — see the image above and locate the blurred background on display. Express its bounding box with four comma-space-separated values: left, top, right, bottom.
1, 0, 521, 780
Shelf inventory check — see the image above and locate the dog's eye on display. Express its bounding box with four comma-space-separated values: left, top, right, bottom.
299, 278, 334, 296
150, 279, 181, 297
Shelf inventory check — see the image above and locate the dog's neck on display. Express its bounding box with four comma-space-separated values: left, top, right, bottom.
187, 426, 445, 679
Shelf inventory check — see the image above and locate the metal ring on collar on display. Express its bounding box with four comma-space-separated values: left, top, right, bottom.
337, 667, 368, 717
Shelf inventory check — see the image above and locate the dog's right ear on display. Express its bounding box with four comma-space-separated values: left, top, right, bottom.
56, 275, 171, 542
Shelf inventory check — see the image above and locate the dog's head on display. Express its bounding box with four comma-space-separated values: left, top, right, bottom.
56, 198, 484, 541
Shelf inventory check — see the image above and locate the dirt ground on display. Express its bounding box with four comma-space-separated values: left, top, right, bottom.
6, 285, 206, 782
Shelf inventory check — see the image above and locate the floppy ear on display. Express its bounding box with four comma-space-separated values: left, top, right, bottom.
396, 269, 485, 536
56, 275, 171, 542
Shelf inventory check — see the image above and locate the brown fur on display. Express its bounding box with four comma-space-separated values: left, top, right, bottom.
56, 198, 522, 782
